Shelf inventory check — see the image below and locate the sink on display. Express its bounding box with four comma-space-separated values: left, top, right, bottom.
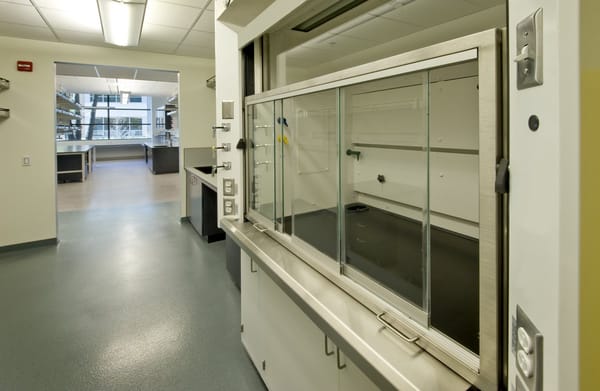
195, 166, 213, 174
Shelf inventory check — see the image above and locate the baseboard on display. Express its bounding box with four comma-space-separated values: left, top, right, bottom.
0, 238, 58, 253
96, 156, 144, 161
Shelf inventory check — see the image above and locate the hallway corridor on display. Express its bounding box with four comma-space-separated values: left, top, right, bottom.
0, 201, 265, 390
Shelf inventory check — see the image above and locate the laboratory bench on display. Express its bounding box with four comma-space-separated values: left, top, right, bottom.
186, 166, 224, 243
56, 144, 95, 182
144, 142, 179, 174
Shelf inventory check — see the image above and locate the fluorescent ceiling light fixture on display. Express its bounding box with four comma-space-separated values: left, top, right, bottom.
292, 0, 368, 32
121, 91, 131, 104
97, 0, 147, 47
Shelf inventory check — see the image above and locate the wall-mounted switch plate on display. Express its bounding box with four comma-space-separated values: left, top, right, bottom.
222, 100, 234, 119
223, 198, 236, 216
223, 178, 236, 196
22, 156, 31, 166
515, 8, 543, 89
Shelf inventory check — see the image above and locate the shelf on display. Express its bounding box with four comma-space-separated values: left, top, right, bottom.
0, 78, 9, 90
56, 92, 82, 110
56, 108, 82, 119
206, 75, 216, 89
0, 108, 9, 119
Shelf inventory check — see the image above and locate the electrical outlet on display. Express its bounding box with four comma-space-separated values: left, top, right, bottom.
223, 198, 236, 216
22, 156, 31, 166
223, 178, 236, 196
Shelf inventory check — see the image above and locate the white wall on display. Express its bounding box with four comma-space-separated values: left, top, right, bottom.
215, 2, 244, 224
507, 0, 579, 390
0, 36, 215, 247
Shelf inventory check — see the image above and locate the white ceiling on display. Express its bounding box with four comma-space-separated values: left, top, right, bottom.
55, 63, 178, 97
0, 0, 215, 58
56, 75, 178, 97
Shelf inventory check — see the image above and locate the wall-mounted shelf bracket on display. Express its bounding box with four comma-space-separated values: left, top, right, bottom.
0, 78, 9, 90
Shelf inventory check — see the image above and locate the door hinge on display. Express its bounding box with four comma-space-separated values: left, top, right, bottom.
240, 324, 244, 333
262, 360, 266, 371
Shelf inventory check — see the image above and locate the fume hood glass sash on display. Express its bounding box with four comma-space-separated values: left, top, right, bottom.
244, 30, 503, 389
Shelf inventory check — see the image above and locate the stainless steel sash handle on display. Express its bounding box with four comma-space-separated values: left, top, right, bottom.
376, 312, 419, 343
336, 347, 346, 370
324, 335, 334, 356
252, 223, 267, 233
250, 259, 258, 273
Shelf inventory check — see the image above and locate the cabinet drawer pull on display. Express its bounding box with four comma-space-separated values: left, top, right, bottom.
335, 347, 346, 370
376, 312, 419, 343
250, 259, 258, 273
324, 335, 334, 356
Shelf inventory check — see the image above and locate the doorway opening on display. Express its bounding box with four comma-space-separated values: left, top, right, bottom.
54, 62, 181, 217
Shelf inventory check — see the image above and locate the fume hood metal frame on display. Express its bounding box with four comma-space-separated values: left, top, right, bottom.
243, 28, 504, 390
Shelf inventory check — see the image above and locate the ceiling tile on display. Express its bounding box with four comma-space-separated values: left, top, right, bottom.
33, 0, 97, 11
0, 0, 31, 4
95, 65, 137, 80
54, 29, 105, 45
56, 63, 99, 77
181, 30, 214, 47
155, 0, 210, 8
144, 0, 202, 29
141, 23, 188, 43
56, 75, 178, 97
175, 44, 214, 58
192, 10, 214, 32
137, 38, 177, 54
38, 7, 101, 34
134, 68, 179, 83
0, 3, 46, 27
0, 21, 56, 41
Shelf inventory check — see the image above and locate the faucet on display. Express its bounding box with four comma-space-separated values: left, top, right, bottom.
212, 161, 232, 176
212, 143, 231, 152
212, 123, 231, 137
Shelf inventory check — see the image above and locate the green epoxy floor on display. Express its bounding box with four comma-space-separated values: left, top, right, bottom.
0, 202, 266, 391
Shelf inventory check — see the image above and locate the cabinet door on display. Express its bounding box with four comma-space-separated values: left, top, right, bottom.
240, 252, 263, 371
189, 176, 203, 233
338, 353, 380, 391
261, 272, 338, 391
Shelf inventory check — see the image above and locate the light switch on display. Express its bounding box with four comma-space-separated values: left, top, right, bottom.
515, 8, 543, 89
22, 156, 31, 166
